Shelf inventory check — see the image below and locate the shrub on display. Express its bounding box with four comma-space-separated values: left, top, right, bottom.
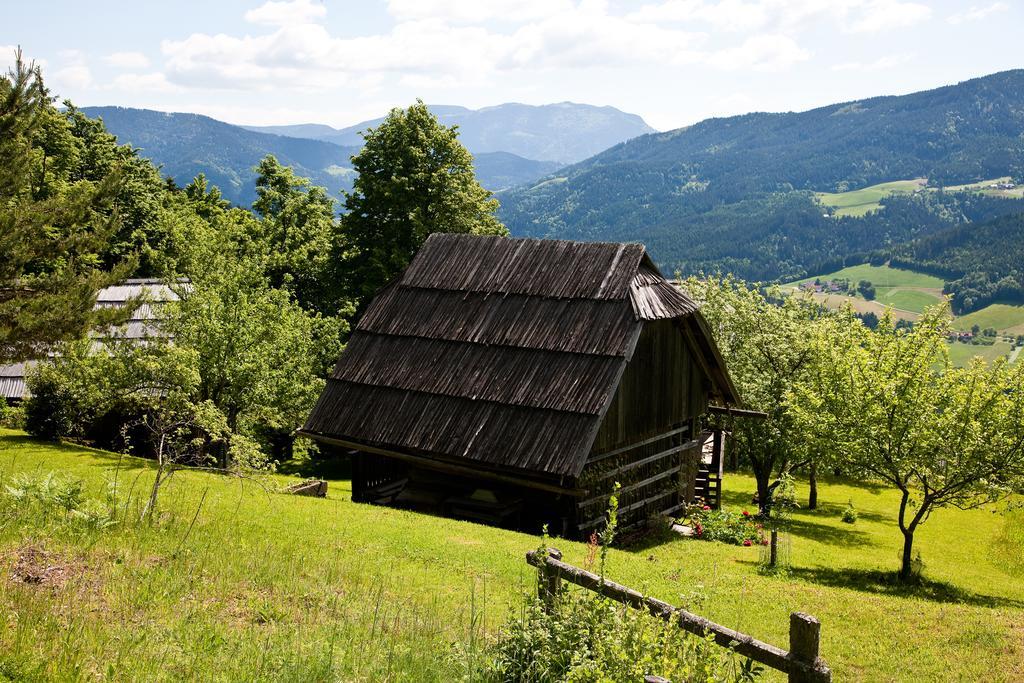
682, 504, 767, 546
0, 399, 24, 429
2, 471, 117, 531
841, 501, 858, 524
23, 370, 77, 441
485, 590, 757, 682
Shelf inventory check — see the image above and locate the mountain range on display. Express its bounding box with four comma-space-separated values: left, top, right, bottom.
83, 102, 651, 206
245, 102, 656, 165
497, 69, 1024, 282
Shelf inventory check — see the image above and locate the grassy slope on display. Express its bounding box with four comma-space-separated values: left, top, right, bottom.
954, 303, 1024, 335
0, 431, 1022, 681
784, 263, 944, 290
817, 176, 1023, 217
946, 340, 1012, 366
816, 179, 926, 216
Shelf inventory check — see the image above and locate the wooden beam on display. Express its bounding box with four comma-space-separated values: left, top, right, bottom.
707, 405, 768, 419
297, 430, 587, 497
587, 439, 699, 483
588, 425, 690, 464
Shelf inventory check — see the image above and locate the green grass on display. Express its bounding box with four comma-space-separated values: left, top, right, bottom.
874, 288, 944, 314
0, 430, 1022, 681
816, 179, 926, 216
941, 176, 1024, 199
818, 177, 1023, 217
946, 340, 1013, 367
783, 263, 944, 291
953, 303, 1024, 334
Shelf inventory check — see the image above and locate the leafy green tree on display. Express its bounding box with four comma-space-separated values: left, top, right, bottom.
166, 210, 341, 465
341, 100, 507, 306
253, 155, 344, 316
681, 276, 825, 513
0, 52, 131, 363
792, 305, 1024, 581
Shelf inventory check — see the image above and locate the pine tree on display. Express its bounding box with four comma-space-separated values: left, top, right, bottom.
0, 50, 130, 364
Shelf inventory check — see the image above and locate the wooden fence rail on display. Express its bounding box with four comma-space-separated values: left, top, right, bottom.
526, 548, 831, 683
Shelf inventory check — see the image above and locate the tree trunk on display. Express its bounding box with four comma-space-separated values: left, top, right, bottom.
755, 473, 772, 515
900, 528, 916, 582
808, 461, 818, 510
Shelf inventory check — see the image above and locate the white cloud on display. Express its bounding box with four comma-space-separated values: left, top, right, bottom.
387, 0, 571, 24
103, 51, 151, 69
627, 0, 931, 34
245, 0, 327, 26
111, 72, 181, 93
707, 34, 810, 70
52, 64, 93, 90
159, 0, 826, 96
848, 0, 932, 33
947, 2, 1008, 24
832, 53, 913, 71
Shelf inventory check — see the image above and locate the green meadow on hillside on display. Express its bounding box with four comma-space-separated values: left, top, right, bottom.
784, 263, 945, 291
1, 430, 1022, 681
954, 303, 1024, 335
817, 176, 1023, 217
786, 264, 1024, 364
816, 179, 927, 216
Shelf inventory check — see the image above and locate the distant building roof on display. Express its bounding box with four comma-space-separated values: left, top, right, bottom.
0, 279, 181, 400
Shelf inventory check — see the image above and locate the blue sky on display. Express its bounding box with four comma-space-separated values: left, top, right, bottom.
3, 0, 1020, 130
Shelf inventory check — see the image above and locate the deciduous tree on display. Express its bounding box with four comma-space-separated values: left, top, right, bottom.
341, 100, 507, 307
792, 305, 1024, 581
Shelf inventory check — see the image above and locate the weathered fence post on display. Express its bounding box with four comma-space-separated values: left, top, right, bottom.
537, 547, 563, 613
788, 612, 830, 682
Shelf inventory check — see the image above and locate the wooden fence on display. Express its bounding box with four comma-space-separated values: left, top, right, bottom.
526, 548, 831, 683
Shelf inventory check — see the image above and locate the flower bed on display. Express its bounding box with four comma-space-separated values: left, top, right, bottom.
681, 504, 768, 546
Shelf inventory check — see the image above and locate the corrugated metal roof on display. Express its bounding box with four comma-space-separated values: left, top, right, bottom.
304, 234, 733, 479
2, 281, 179, 399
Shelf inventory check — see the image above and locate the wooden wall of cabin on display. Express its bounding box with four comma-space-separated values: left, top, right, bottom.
591, 318, 709, 454
575, 318, 712, 536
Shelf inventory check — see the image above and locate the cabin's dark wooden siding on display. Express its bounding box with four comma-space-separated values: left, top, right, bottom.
591, 319, 708, 454
577, 319, 711, 534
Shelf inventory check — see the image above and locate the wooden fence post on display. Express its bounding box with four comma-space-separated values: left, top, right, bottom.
537, 547, 563, 613
788, 612, 830, 682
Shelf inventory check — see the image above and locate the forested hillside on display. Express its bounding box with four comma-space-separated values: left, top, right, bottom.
80, 106, 360, 207
82, 107, 570, 203
499, 70, 1024, 281
892, 213, 1024, 312
247, 102, 656, 164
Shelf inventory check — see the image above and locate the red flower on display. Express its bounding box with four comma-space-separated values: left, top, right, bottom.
742, 539, 752, 547
760, 539, 769, 546
702, 505, 711, 511
742, 510, 750, 517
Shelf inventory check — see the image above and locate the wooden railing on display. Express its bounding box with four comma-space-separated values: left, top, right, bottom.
526, 548, 831, 683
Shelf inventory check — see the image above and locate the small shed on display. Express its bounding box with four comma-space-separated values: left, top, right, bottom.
300, 234, 740, 536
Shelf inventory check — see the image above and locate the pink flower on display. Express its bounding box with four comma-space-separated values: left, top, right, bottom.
702, 505, 711, 511
742, 539, 752, 547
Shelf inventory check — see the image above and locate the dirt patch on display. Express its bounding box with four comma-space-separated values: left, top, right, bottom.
8, 544, 86, 588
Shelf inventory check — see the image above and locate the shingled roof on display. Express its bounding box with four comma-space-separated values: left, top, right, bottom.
302, 234, 736, 481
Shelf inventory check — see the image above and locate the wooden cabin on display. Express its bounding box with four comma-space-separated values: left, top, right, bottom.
299, 234, 741, 537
